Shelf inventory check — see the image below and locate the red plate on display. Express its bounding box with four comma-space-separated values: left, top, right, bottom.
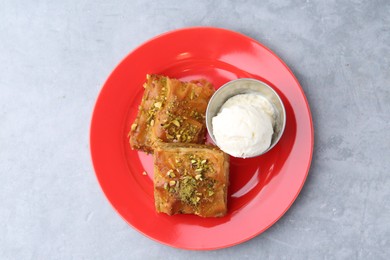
90, 27, 313, 250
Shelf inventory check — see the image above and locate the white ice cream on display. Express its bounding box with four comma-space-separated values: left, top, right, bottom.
212, 93, 275, 158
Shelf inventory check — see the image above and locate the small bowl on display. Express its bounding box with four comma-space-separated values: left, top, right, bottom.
206, 78, 286, 158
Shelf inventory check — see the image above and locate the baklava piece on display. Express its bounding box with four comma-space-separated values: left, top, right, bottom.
153, 143, 229, 217
129, 74, 214, 153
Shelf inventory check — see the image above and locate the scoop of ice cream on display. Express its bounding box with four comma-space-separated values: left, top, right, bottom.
221, 93, 275, 123
212, 94, 274, 158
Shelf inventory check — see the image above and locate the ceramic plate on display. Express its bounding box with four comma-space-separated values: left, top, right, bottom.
90, 27, 313, 250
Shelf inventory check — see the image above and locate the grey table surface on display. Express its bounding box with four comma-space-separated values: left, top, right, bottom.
1, 0, 389, 259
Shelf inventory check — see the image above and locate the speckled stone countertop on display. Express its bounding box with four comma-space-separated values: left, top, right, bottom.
1, 0, 389, 259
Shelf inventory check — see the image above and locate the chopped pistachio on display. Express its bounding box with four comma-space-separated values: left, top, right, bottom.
201, 159, 207, 164
168, 171, 176, 178
131, 123, 137, 131
150, 119, 155, 126
154, 102, 162, 108
191, 159, 197, 164
164, 183, 168, 190
208, 190, 214, 197
195, 174, 202, 180
171, 120, 180, 127
195, 168, 203, 172
169, 180, 176, 186
196, 196, 201, 202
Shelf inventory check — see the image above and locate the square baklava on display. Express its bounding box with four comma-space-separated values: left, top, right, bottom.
129, 74, 214, 153
153, 143, 229, 217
